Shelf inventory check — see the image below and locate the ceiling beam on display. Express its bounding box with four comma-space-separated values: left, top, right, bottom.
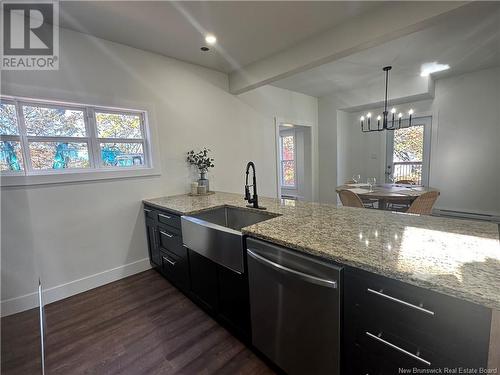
229, 1, 469, 95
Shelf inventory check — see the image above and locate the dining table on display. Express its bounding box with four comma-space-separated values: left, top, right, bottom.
335, 183, 439, 210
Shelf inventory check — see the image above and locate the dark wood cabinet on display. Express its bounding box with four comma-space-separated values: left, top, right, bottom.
160, 249, 189, 291
187, 248, 251, 339
188, 248, 219, 312
144, 205, 189, 293
217, 264, 250, 337
343, 267, 492, 374
145, 214, 161, 266
143, 204, 250, 339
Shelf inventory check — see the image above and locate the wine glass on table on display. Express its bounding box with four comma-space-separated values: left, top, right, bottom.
367, 177, 376, 193
352, 174, 361, 184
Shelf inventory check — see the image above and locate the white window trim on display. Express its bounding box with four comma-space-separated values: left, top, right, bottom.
385, 116, 432, 187
279, 131, 297, 189
0, 95, 160, 187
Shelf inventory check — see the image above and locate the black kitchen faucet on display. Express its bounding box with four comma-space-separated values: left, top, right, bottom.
244, 162, 265, 210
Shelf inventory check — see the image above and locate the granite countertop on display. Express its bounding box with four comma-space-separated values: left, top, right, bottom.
143, 192, 500, 310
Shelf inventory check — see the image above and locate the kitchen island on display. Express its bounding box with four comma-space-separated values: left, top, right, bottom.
143, 191, 500, 372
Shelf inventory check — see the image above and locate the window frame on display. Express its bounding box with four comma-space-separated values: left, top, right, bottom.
0, 98, 24, 176
92, 107, 149, 169
385, 116, 432, 187
279, 132, 297, 189
0, 95, 157, 185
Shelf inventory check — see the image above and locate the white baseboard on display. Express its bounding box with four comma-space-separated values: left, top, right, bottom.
432, 208, 500, 223
1, 258, 152, 317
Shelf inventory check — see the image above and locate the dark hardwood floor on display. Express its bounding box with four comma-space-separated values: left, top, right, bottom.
1, 269, 275, 375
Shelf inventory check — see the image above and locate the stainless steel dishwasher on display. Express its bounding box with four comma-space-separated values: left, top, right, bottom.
246, 238, 342, 375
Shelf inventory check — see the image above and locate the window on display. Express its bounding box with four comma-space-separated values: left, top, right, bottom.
280, 133, 296, 188
95, 111, 145, 167
0, 101, 23, 172
386, 116, 432, 186
0, 97, 150, 178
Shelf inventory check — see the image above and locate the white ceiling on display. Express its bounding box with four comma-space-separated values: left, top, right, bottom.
59, 1, 384, 73
272, 2, 500, 97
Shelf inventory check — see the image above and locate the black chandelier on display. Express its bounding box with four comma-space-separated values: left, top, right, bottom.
360, 66, 414, 132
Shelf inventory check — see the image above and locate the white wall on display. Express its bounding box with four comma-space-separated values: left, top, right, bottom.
429, 67, 500, 216
317, 75, 433, 203
338, 99, 433, 186
319, 66, 500, 217
0, 28, 318, 315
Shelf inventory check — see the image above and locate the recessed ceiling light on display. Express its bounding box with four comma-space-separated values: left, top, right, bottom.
420, 62, 450, 77
205, 34, 217, 45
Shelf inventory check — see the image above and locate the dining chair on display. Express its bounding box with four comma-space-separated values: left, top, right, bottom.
338, 190, 365, 208
406, 191, 440, 215
344, 180, 376, 208
388, 179, 417, 210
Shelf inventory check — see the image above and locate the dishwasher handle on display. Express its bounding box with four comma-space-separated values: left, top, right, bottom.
247, 249, 338, 289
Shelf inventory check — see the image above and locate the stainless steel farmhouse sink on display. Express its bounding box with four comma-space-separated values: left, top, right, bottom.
181, 206, 280, 273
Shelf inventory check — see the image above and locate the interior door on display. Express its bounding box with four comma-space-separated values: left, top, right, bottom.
385, 116, 432, 186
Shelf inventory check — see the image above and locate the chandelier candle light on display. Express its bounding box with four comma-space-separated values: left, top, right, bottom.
360, 66, 414, 132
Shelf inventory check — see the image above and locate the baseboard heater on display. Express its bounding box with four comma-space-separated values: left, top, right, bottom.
432, 209, 500, 223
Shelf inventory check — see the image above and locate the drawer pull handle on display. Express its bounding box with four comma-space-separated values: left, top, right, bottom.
365, 331, 431, 366
247, 249, 337, 289
152, 228, 157, 249
162, 256, 176, 266
144, 209, 152, 214
367, 288, 435, 316
160, 231, 174, 238
159, 214, 172, 220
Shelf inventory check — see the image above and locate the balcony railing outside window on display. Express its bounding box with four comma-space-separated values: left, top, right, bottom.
393, 161, 423, 185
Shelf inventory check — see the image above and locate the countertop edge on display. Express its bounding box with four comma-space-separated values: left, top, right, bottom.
143, 194, 500, 311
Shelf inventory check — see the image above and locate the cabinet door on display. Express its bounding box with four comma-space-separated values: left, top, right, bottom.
157, 225, 185, 258
217, 265, 250, 339
188, 249, 218, 312
160, 249, 189, 292
145, 217, 160, 266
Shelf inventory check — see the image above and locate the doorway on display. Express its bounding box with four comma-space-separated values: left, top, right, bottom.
276, 122, 313, 201
385, 116, 432, 186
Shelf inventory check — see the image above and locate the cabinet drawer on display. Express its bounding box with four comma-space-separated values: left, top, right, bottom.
345, 268, 491, 368
160, 250, 189, 291
157, 211, 181, 229
349, 338, 439, 375
158, 225, 185, 258
143, 206, 157, 220
357, 326, 439, 369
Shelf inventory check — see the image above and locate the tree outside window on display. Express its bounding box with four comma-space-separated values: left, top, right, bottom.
280, 134, 296, 188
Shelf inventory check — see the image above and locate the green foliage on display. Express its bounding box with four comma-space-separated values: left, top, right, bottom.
23, 105, 86, 137
0, 102, 19, 135
186, 148, 215, 173
281, 135, 294, 160
29, 142, 89, 170
96, 112, 141, 138
282, 161, 295, 186
393, 126, 423, 162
